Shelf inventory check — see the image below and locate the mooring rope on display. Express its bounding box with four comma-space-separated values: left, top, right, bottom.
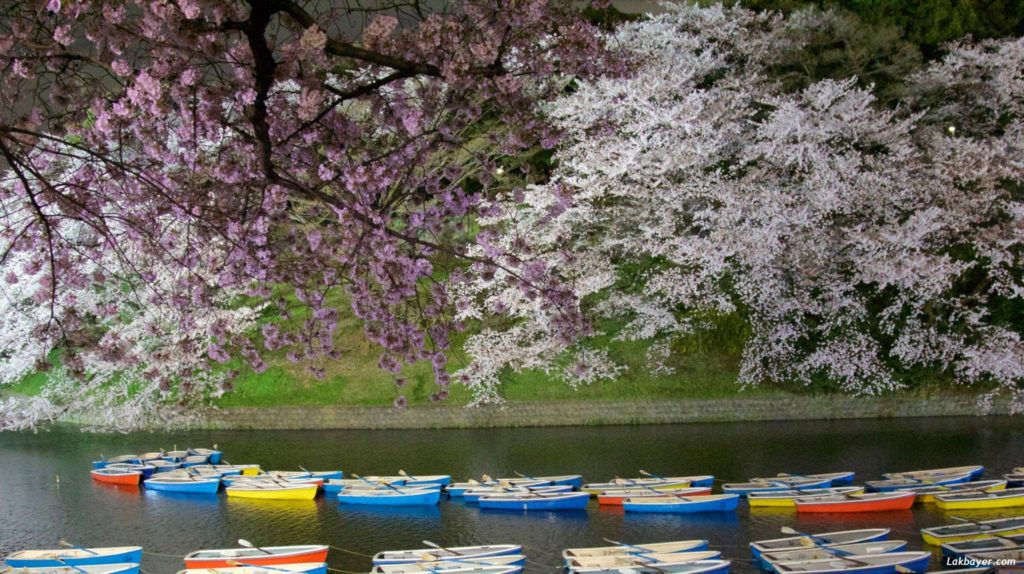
326, 546, 375, 558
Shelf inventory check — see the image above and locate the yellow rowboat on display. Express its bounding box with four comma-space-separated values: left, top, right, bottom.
935, 487, 1024, 510
748, 487, 865, 507
899, 480, 1007, 504
921, 516, 1024, 546
226, 483, 318, 500
582, 478, 691, 496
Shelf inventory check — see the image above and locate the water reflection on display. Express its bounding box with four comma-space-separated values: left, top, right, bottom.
1, 417, 1022, 574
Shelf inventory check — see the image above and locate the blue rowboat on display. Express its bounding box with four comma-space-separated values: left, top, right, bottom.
883, 466, 985, 481
373, 544, 523, 565
768, 551, 929, 574
867, 472, 972, 492
563, 540, 710, 563
382, 474, 450, 487
447, 479, 548, 496
494, 474, 584, 489
623, 494, 739, 513
373, 556, 525, 574
189, 448, 223, 464
465, 485, 573, 503
181, 455, 209, 468
5, 547, 143, 567
148, 460, 182, 473
337, 488, 441, 506
6, 565, 140, 574
759, 540, 908, 570
106, 463, 157, 479
775, 472, 855, 486
478, 491, 590, 511
144, 476, 221, 494
750, 529, 891, 560
570, 561, 731, 574
326, 482, 442, 496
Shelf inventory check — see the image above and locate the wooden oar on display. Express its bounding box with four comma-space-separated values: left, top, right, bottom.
226, 561, 297, 573
639, 470, 665, 480
54, 558, 91, 574
353, 474, 404, 493
58, 541, 98, 556
421, 541, 463, 557
601, 538, 663, 555
237, 540, 273, 555
398, 470, 418, 481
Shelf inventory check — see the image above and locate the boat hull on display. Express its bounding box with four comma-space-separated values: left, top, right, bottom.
934, 489, 1024, 510
337, 489, 441, 506
6, 548, 144, 567
623, 494, 740, 513
795, 492, 915, 513
90, 470, 141, 485
144, 478, 221, 494
185, 547, 329, 568
225, 485, 318, 500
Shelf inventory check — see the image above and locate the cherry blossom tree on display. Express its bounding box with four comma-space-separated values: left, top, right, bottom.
0, 0, 618, 427
457, 4, 1024, 406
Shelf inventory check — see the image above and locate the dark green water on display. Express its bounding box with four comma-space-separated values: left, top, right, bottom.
1, 417, 1022, 574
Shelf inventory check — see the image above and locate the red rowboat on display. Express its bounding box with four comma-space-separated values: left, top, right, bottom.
184, 545, 329, 568
90, 469, 142, 485
795, 491, 915, 513
598, 487, 712, 506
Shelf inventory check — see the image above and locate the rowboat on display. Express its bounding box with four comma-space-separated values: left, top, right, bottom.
759, 541, 908, 567
935, 487, 1024, 510
373, 566, 521, 574
447, 480, 548, 496
91, 455, 138, 469
623, 494, 739, 513
372, 544, 523, 565
883, 466, 985, 481
372, 556, 524, 574
867, 472, 973, 492
941, 533, 1024, 557
177, 564, 326, 574
148, 460, 182, 473
144, 476, 221, 494
189, 448, 223, 464
478, 491, 590, 510
337, 488, 440, 506
723, 478, 833, 496
583, 479, 693, 495
598, 487, 711, 506
464, 485, 573, 503
184, 546, 329, 568
921, 516, 1024, 546
749, 487, 865, 508
188, 464, 245, 476
562, 540, 709, 561
361, 474, 451, 487
493, 474, 584, 489
894, 480, 1006, 503
105, 463, 157, 479
568, 560, 731, 574
181, 455, 209, 467
90, 469, 142, 485
225, 483, 318, 500
0, 565, 140, 574
770, 551, 930, 574
222, 472, 321, 484
750, 529, 891, 559
5, 547, 144, 567
794, 492, 915, 513
962, 548, 1024, 566
565, 551, 722, 569
776, 472, 856, 486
